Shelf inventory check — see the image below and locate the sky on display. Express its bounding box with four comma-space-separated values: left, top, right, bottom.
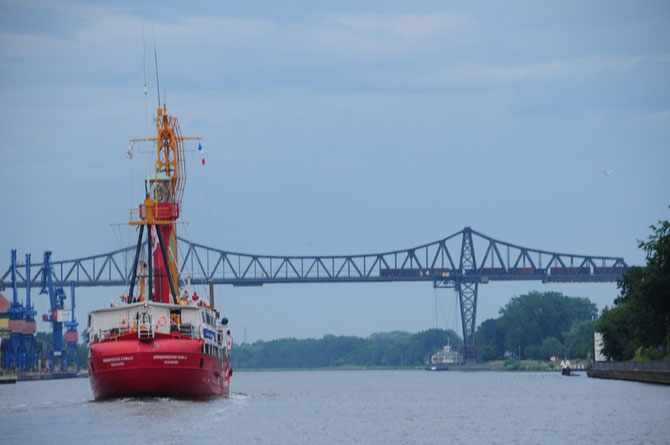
1, 0, 669, 343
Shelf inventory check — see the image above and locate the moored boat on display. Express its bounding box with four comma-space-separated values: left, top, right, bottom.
425, 343, 463, 371
560, 359, 575, 376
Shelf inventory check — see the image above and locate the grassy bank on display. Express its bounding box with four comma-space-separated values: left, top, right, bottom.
494, 359, 586, 371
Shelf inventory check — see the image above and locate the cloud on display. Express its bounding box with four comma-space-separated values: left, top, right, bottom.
312, 13, 472, 56
1, 8, 474, 89
508, 55, 670, 114
411, 55, 645, 87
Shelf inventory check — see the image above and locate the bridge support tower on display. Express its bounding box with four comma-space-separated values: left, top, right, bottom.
435, 227, 479, 362
456, 280, 478, 361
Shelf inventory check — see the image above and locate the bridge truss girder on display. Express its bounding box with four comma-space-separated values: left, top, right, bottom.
2, 227, 627, 289
2, 227, 628, 361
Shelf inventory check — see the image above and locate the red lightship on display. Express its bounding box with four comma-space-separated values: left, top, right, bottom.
87, 104, 232, 400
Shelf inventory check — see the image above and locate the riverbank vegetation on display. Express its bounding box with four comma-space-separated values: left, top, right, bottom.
474, 291, 597, 361
34, 332, 88, 369
596, 214, 670, 361
231, 329, 461, 370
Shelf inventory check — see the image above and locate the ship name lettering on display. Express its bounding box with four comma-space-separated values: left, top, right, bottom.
103, 356, 134, 363
154, 355, 188, 360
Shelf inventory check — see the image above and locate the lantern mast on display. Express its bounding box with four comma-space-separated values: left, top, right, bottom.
128, 104, 202, 304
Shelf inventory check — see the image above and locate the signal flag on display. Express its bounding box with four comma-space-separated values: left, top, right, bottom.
198, 143, 205, 166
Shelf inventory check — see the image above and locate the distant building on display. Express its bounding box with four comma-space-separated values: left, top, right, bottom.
594, 332, 607, 362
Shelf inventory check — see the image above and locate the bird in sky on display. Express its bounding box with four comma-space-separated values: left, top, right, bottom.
601, 170, 614, 176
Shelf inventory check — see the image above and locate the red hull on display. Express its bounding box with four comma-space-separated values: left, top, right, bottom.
88, 334, 230, 400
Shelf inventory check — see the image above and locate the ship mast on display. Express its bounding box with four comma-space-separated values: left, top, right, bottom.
127, 105, 201, 304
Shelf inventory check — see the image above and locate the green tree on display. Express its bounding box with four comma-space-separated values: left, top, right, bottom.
479, 346, 499, 362
497, 291, 596, 357
538, 337, 564, 360
474, 291, 598, 360
563, 319, 595, 359
596, 214, 670, 360
596, 303, 636, 360
475, 318, 505, 360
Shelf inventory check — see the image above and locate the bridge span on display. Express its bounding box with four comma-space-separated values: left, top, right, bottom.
1, 227, 627, 359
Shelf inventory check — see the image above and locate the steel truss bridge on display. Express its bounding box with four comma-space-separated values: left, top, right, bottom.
2, 227, 627, 360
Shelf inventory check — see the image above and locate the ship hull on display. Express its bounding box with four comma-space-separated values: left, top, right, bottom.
88, 335, 230, 400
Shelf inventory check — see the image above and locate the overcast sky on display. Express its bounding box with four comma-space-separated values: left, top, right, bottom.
1, 0, 669, 342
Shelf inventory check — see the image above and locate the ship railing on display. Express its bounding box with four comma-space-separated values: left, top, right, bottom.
138, 323, 154, 340
91, 326, 131, 342
91, 325, 154, 341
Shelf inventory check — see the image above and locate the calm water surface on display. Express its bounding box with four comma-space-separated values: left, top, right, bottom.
1, 370, 669, 444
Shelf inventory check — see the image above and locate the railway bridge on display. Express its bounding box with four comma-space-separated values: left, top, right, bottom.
2, 227, 627, 360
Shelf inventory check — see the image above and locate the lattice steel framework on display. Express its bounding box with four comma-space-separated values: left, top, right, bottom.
455, 228, 479, 359
2, 227, 627, 289
2, 227, 628, 360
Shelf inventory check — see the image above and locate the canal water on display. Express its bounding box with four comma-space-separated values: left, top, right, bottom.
1, 370, 669, 444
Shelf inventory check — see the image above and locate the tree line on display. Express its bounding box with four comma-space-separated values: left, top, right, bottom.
475, 291, 597, 361
596, 214, 669, 361
232, 291, 601, 369
231, 329, 462, 369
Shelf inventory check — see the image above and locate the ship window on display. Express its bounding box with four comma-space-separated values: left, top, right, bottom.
148, 179, 171, 203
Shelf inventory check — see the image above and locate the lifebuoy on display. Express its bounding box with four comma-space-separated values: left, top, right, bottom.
156, 315, 168, 329
121, 317, 130, 330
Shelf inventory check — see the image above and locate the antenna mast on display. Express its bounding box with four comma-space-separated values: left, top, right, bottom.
153, 29, 160, 108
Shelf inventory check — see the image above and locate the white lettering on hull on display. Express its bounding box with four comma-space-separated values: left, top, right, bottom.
153, 354, 188, 364
152, 355, 188, 360
103, 356, 134, 367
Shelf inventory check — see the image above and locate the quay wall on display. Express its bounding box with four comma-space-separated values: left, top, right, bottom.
587, 361, 670, 385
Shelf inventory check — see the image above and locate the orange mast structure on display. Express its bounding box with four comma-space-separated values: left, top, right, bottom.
128, 105, 201, 304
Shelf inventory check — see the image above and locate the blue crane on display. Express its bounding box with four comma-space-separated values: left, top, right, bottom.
1, 250, 37, 372
40, 251, 79, 372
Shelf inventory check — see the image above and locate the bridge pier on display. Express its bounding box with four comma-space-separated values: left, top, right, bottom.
458, 227, 478, 362
435, 278, 480, 362
457, 280, 478, 362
